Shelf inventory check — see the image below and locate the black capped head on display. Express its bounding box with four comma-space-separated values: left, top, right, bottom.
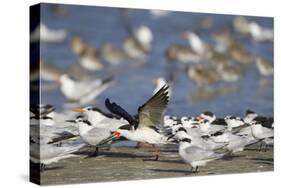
82, 119, 92, 126
176, 127, 187, 133
245, 109, 255, 115
225, 116, 236, 120
75, 115, 92, 126
180, 138, 191, 143
203, 111, 214, 117
41, 116, 53, 120
85, 106, 101, 112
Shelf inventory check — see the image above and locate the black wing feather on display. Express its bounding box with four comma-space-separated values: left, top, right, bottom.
105, 98, 137, 125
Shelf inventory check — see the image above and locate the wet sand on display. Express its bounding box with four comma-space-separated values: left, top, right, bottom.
39, 143, 273, 185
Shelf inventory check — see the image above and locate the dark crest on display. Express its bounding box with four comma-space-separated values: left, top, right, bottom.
180, 138, 191, 143
176, 127, 187, 133
203, 111, 214, 117
82, 119, 92, 126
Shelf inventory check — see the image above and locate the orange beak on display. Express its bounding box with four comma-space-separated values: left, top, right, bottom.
71, 108, 86, 112
112, 131, 121, 139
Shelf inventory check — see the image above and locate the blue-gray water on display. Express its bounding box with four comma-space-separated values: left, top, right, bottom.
40, 3, 273, 118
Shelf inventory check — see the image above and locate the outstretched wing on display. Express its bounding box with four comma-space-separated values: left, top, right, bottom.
137, 85, 169, 129
105, 98, 137, 125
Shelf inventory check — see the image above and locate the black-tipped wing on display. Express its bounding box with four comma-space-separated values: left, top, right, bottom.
105, 98, 137, 125
137, 85, 169, 129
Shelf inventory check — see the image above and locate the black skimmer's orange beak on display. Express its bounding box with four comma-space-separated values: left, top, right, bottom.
71, 108, 86, 112
112, 131, 121, 139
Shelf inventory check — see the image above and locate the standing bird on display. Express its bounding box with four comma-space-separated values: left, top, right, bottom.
71, 36, 104, 71
172, 129, 225, 173
186, 64, 220, 87
224, 116, 245, 131
30, 23, 67, 43
165, 45, 202, 64
105, 85, 170, 160
243, 110, 274, 128
181, 31, 208, 56
250, 121, 274, 151
71, 106, 129, 130
67, 115, 119, 157
123, 25, 153, 61
100, 43, 129, 65
248, 22, 273, 42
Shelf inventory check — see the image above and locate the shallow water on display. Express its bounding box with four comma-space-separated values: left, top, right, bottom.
40, 4, 273, 118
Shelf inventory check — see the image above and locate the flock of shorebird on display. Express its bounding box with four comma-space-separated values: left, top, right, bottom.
30, 9, 274, 174
30, 14, 273, 106
30, 84, 274, 173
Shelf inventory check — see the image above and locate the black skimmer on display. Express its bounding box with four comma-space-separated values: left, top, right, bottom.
104, 85, 170, 160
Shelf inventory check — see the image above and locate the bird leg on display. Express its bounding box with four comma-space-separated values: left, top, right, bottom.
40, 163, 46, 172
86, 147, 99, 158
258, 142, 263, 152
140, 143, 160, 161
190, 167, 193, 173
194, 166, 199, 173
135, 142, 141, 148
94, 147, 99, 156
263, 144, 267, 152
153, 145, 160, 161
223, 152, 233, 160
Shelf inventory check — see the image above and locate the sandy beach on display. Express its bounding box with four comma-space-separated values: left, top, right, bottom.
38, 143, 273, 185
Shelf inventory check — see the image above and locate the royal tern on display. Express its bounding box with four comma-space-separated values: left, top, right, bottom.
243, 110, 274, 128
59, 74, 113, 104
30, 139, 84, 172
66, 115, 119, 157
250, 121, 274, 150
169, 126, 227, 151
210, 130, 248, 155
224, 116, 245, 131
71, 106, 128, 129
173, 129, 225, 173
